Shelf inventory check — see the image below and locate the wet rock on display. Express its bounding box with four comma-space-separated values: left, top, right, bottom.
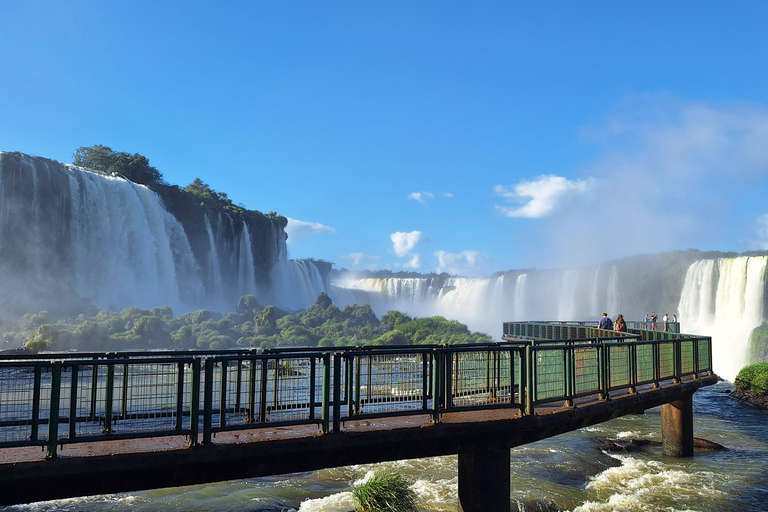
730, 390, 768, 411
693, 437, 726, 450
593, 437, 725, 452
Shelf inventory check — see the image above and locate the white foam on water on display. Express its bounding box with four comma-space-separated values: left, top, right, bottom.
296, 491, 356, 512
574, 454, 726, 512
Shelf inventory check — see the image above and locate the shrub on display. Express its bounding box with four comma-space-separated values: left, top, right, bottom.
734, 363, 768, 393
352, 468, 418, 512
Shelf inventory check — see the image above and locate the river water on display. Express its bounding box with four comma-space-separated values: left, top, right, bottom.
3, 381, 766, 512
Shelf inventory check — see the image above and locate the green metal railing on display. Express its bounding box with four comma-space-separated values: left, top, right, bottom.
0, 327, 712, 458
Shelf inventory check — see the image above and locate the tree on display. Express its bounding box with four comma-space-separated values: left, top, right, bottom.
73, 145, 164, 187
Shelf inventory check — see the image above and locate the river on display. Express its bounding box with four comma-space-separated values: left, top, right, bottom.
2, 381, 766, 512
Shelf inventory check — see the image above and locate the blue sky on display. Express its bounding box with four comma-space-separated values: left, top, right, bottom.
2, 1, 768, 275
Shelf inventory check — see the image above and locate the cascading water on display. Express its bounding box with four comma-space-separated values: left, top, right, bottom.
0, 152, 329, 315
678, 256, 767, 381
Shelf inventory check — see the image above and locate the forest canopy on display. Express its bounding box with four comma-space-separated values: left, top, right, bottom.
6, 293, 493, 352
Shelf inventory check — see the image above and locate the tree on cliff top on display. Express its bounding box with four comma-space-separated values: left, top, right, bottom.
73, 145, 164, 188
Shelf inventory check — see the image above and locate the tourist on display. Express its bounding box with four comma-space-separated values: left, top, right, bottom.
598, 312, 613, 330
651, 312, 658, 331
615, 314, 627, 332
663, 313, 669, 332
644, 313, 649, 328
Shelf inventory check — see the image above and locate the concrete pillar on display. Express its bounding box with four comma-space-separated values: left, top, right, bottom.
457, 448, 510, 512
661, 392, 694, 457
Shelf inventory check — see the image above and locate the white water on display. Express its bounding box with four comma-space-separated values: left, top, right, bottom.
677, 256, 767, 381
0, 153, 326, 315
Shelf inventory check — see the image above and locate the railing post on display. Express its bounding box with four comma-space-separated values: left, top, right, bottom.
524, 344, 534, 415
203, 358, 214, 445
431, 349, 442, 423
321, 352, 331, 434
247, 359, 257, 423
309, 356, 317, 422
674, 339, 682, 384
68, 365, 79, 440
31, 365, 42, 443
598, 343, 608, 401
219, 360, 228, 429
46, 362, 62, 459
422, 352, 429, 412
628, 343, 637, 394
175, 361, 185, 432
259, 359, 268, 423
121, 362, 129, 420
189, 359, 200, 446
652, 340, 660, 388
102, 364, 115, 433
89, 361, 99, 422
564, 345, 573, 408
692, 338, 700, 380
332, 352, 342, 433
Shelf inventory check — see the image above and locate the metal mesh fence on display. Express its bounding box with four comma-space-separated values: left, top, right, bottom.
534, 347, 566, 401
0, 365, 41, 444
608, 344, 631, 388
349, 352, 427, 416
573, 345, 600, 394
658, 342, 676, 379
451, 350, 513, 408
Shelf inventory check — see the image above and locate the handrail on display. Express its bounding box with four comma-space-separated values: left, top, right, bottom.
0, 332, 713, 458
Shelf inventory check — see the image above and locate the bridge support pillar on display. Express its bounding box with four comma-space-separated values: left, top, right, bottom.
661, 392, 694, 457
458, 448, 510, 512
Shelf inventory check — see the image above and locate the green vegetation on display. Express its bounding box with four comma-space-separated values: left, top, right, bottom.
4, 293, 492, 352
71, 145, 287, 229
353, 468, 419, 512
748, 322, 768, 364
734, 363, 768, 395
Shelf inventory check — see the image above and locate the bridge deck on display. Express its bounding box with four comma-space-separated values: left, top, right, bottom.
0, 374, 716, 505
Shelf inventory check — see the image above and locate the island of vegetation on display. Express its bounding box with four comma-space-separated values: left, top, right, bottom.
732, 361, 768, 410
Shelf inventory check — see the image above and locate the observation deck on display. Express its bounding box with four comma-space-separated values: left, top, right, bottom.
0, 322, 717, 511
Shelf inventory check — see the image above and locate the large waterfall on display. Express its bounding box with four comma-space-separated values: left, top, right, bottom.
0, 152, 327, 314
334, 255, 768, 381
678, 256, 768, 381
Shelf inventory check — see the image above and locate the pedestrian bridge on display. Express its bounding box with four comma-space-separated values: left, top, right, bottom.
0, 322, 717, 511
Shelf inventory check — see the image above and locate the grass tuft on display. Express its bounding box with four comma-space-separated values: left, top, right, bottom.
352, 468, 419, 512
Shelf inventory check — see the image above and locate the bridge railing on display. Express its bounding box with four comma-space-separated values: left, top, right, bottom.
0, 333, 713, 458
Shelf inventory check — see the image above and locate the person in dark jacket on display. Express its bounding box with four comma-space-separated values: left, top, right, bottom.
598, 312, 613, 330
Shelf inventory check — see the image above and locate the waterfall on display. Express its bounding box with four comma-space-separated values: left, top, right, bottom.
238, 224, 258, 298
678, 256, 767, 381
0, 152, 309, 315
513, 274, 528, 321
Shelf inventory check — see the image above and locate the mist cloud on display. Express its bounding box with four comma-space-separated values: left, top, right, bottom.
434, 250, 490, 276
522, 96, 768, 267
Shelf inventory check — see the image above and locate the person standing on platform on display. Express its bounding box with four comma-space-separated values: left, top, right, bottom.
615, 314, 627, 332
598, 312, 613, 330
663, 313, 669, 332
651, 312, 658, 331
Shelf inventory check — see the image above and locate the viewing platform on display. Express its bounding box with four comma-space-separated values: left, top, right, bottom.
0, 322, 717, 511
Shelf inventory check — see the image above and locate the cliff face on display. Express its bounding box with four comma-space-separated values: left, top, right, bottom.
0, 152, 291, 315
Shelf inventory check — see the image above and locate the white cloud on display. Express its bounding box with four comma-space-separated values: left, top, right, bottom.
390, 231, 427, 257
434, 250, 490, 276
285, 218, 335, 244
407, 192, 434, 204
402, 254, 422, 269
494, 175, 593, 219
339, 253, 381, 269
407, 191, 453, 204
